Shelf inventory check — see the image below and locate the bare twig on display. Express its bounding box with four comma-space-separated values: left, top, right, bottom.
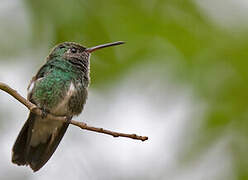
0, 82, 148, 141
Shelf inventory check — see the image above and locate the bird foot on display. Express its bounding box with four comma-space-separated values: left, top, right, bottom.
66, 116, 72, 123
41, 108, 50, 119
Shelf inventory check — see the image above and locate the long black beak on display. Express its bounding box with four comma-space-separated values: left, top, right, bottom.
85, 41, 125, 53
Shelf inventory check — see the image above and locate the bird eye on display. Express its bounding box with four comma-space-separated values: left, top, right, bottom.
70, 48, 77, 53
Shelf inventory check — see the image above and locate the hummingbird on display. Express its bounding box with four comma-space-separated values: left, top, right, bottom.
11, 41, 124, 172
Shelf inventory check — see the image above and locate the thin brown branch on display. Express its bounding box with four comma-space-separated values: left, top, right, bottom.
0, 82, 148, 141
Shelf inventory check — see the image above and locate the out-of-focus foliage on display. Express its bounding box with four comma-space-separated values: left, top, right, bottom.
25, 0, 221, 88
1, 0, 248, 179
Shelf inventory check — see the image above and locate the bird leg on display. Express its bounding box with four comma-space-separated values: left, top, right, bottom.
65, 115, 73, 124
41, 108, 50, 119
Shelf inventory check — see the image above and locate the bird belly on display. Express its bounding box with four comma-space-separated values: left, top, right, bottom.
30, 82, 76, 147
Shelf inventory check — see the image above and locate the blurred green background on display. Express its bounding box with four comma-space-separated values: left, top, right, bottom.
0, 0, 248, 179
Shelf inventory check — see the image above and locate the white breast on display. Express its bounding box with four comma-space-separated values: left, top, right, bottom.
51, 82, 76, 116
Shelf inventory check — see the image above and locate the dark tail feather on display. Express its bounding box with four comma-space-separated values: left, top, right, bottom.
12, 113, 70, 172
26, 136, 52, 171
27, 121, 69, 172
12, 113, 35, 166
